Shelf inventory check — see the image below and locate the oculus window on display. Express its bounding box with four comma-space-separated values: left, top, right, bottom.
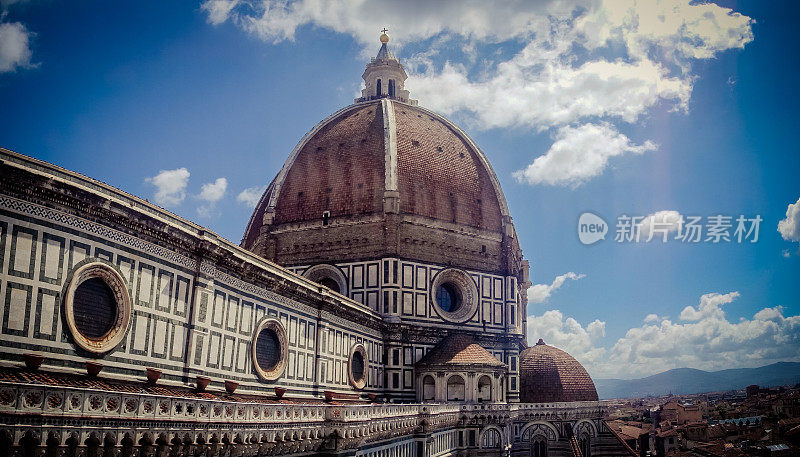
252, 319, 288, 381
63, 260, 131, 354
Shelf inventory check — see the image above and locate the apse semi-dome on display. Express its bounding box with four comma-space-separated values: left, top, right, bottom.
242, 36, 525, 277
519, 339, 599, 403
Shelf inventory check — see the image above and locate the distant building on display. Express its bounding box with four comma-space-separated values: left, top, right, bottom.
774, 390, 800, 416
656, 400, 702, 426
655, 429, 679, 456
746, 384, 760, 398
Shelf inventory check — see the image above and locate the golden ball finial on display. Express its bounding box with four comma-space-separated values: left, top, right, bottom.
380, 29, 389, 44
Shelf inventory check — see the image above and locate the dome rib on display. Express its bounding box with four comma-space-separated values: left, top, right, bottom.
382, 99, 399, 210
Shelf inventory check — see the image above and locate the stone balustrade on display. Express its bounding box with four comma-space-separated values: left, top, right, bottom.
0, 380, 608, 455
1, 381, 605, 424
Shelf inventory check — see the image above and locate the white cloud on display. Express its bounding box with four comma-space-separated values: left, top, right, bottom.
0, 21, 33, 73
579, 0, 754, 65
145, 168, 190, 207
679, 291, 739, 321
753, 306, 784, 322
237, 185, 266, 208
636, 210, 684, 242
410, 50, 692, 132
512, 123, 656, 187
527, 310, 608, 371
587, 319, 606, 340
531, 292, 800, 378
201, 0, 240, 26
203, 0, 752, 64
199, 177, 228, 202
197, 177, 228, 218
201, 0, 569, 47
527, 272, 585, 304
204, 0, 754, 186
778, 196, 800, 243
606, 292, 800, 377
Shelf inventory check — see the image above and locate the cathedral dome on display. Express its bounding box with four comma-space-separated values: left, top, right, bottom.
241, 36, 525, 277
519, 339, 599, 403
244, 99, 508, 231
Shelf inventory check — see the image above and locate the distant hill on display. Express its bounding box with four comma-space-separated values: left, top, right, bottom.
594, 362, 800, 399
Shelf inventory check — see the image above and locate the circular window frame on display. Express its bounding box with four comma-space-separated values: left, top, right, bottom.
63, 260, 131, 354
347, 344, 368, 390
430, 268, 479, 323
302, 264, 348, 296
251, 318, 288, 381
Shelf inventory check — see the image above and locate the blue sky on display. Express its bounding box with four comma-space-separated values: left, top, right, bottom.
1, 0, 798, 379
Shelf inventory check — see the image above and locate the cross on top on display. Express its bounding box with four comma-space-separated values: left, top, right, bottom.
381, 28, 388, 34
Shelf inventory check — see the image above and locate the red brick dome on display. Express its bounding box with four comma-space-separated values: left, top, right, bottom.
519, 339, 599, 403
241, 99, 524, 275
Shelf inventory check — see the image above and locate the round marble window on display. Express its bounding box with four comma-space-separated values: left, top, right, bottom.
63, 260, 131, 354
430, 268, 479, 323
251, 318, 288, 381
348, 344, 367, 389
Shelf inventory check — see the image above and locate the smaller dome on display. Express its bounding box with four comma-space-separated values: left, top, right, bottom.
519, 339, 598, 403
416, 334, 505, 368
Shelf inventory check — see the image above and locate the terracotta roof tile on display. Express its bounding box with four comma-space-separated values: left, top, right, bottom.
415, 334, 505, 367
519, 339, 598, 403
394, 103, 502, 231
273, 103, 386, 225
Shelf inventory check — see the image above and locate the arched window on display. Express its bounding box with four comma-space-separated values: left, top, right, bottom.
480, 428, 501, 449
477, 375, 492, 402
532, 438, 548, 457
302, 264, 347, 296
579, 435, 591, 457
388, 79, 395, 97
376, 79, 382, 97
446, 375, 465, 401
422, 375, 436, 401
